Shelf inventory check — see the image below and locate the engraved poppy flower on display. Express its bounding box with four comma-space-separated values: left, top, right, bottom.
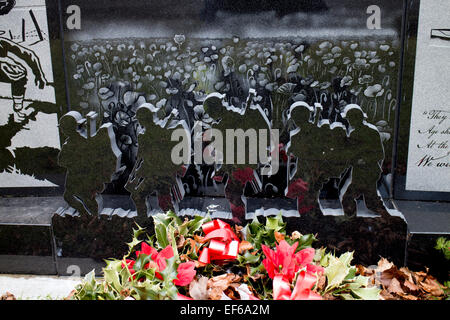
340, 75, 353, 87
353, 58, 368, 70
380, 44, 390, 52
358, 75, 373, 85
364, 84, 384, 98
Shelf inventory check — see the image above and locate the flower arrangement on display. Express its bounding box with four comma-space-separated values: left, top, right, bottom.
69, 212, 448, 300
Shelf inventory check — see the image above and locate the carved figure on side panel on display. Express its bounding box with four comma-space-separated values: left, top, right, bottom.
0, 106, 38, 172
0, 36, 48, 117
58, 111, 122, 216
125, 105, 190, 216
340, 105, 388, 218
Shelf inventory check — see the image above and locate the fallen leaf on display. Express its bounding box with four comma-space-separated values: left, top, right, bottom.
177, 234, 186, 249
401, 294, 419, 300
387, 278, 405, 295
316, 274, 327, 291
239, 241, 254, 254
208, 273, 242, 300
380, 290, 397, 300
185, 238, 198, 255
275, 231, 285, 243
419, 278, 444, 296
194, 235, 206, 244
403, 280, 419, 292
377, 257, 394, 272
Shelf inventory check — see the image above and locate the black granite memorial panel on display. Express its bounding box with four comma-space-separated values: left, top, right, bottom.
45, 0, 409, 274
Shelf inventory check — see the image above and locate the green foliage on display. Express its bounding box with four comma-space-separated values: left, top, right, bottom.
245, 212, 316, 252
70, 213, 381, 300
321, 251, 381, 300
71, 221, 183, 300
435, 237, 450, 260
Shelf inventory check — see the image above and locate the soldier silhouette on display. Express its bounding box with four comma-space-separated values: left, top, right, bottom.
285, 102, 320, 213
125, 105, 190, 216
202, 91, 271, 223
340, 105, 388, 218
0, 35, 48, 117
58, 111, 122, 216
286, 102, 347, 214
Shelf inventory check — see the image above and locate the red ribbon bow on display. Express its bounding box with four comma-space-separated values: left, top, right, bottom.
198, 219, 240, 264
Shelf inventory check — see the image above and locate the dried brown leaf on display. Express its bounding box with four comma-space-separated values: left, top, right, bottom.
401, 294, 419, 300
239, 240, 254, 254
275, 231, 285, 243
359, 264, 376, 277
176, 234, 186, 249
380, 290, 398, 300
419, 278, 444, 296
208, 273, 242, 300
377, 257, 394, 273
194, 235, 206, 244
387, 278, 405, 295
185, 238, 197, 255
403, 280, 419, 292
316, 274, 327, 291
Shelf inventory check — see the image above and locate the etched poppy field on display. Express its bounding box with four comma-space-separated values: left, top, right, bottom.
65, 36, 399, 183
62, 213, 449, 301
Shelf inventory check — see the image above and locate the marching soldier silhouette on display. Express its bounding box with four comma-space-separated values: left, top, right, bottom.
203, 91, 271, 223
286, 102, 347, 214
340, 105, 388, 218
125, 106, 190, 216
59, 111, 122, 216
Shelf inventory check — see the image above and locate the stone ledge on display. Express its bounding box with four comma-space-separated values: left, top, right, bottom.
393, 200, 450, 235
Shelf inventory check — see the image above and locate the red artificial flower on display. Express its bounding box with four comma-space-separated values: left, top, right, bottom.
262, 240, 299, 282
122, 259, 136, 276
173, 261, 197, 286
262, 241, 324, 283
273, 271, 322, 300
135, 241, 158, 259
295, 247, 325, 275
127, 243, 196, 286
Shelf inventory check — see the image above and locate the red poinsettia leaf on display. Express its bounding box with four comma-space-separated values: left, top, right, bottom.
291, 271, 321, 300
273, 275, 292, 300
295, 247, 315, 267
174, 261, 196, 287
156, 246, 175, 271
